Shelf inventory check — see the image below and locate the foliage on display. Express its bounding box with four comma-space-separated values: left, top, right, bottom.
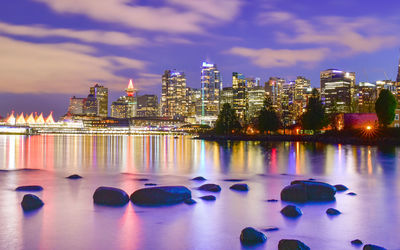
301, 88, 326, 133
214, 103, 242, 135
257, 97, 280, 134
375, 89, 397, 127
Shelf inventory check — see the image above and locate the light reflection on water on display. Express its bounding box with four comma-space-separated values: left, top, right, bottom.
0, 135, 399, 249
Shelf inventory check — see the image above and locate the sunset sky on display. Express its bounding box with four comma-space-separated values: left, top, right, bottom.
0, 0, 399, 118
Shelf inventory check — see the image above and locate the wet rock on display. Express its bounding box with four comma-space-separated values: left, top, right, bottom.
326, 208, 341, 215
262, 227, 279, 232
229, 183, 249, 191
184, 198, 196, 205
223, 179, 245, 182
21, 194, 44, 211
363, 244, 386, 250
240, 227, 267, 245
351, 239, 363, 246
200, 195, 216, 201
16, 185, 43, 192
130, 186, 191, 206
334, 184, 348, 191
93, 186, 129, 206
347, 192, 357, 196
266, 199, 279, 202
144, 183, 157, 186
278, 239, 310, 250
134, 178, 149, 181
198, 184, 221, 192
191, 176, 207, 181
280, 205, 302, 218
66, 174, 82, 179
308, 178, 316, 181
281, 180, 336, 202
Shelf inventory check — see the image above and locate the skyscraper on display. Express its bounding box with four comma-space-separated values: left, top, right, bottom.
161, 70, 188, 119
200, 62, 221, 124
294, 76, 311, 117
358, 82, 376, 113
247, 86, 265, 120
396, 55, 400, 83
136, 95, 158, 117
232, 72, 247, 121
265, 77, 285, 112
110, 79, 137, 119
90, 84, 108, 117
68, 96, 85, 115
125, 79, 137, 117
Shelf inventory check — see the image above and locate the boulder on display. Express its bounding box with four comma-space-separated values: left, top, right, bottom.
16, 185, 43, 191
130, 186, 191, 206
200, 195, 216, 201
363, 244, 386, 250
229, 183, 249, 191
198, 184, 221, 192
21, 194, 44, 211
134, 178, 149, 181
267, 199, 279, 202
281, 180, 336, 202
262, 227, 279, 232
144, 183, 157, 186
326, 208, 341, 215
278, 239, 310, 250
191, 176, 207, 181
334, 184, 348, 191
184, 198, 196, 205
280, 205, 302, 218
240, 227, 267, 245
347, 192, 357, 196
351, 239, 363, 246
93, 186, 129, 206
66, 174, 82, 179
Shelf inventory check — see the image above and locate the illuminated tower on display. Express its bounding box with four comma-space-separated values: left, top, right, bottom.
125, 79, 137, 117
110, 79, 137, 118
90, 83, 108, 117
397, 55, 400, 83
232, 72, 247, 121
200, 62, 221, 124
161, 70, 188, 119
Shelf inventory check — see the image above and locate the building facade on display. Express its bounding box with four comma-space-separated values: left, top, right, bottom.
68, 96, 85, 115
247, 86, 265, 120
200, 62, 221, 124
232, 72, 247, 121
90, 84, 108, 117
358, 82, 376, 113
265, 77, 285, 112
161, 70, 188, 120
136, 94, 158, 117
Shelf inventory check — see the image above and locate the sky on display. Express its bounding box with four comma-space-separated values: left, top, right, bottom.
0, 0, 400, 119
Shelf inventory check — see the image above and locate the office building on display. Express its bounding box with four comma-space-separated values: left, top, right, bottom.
68, 96, 85, 115
358, 82, 376, 113
90, 84, 108, 117
200, 62, 221, 124
247, 86, 265, 120
232, 72, 247, 121
137, 95, 158, 117
265, 77, 285, 112
161, 70, 188, 119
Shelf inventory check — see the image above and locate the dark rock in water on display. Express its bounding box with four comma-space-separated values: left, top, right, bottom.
191, 176, 207, 181
281, 180, 336, 202
308, 178, 316, 181
347, 192, 357, 196
363, 244, 387, 250
326, 208, 341, 215
278, 239, 310, 250
267, 199, 279, 202
144, 183, 157, 186
229, 183, 249, 191
66, 174, 82, 179
240, 227, 267, 245
334, 184, 348, 191
262, 227, 279, 232
184, 198, 196, 205
198, 184, 221, 192
134, 178, 149, 181
223, 179, 245, 182
21, 194, 44, 211
93, 186, 129, 206
200, 195, 216, 201
351, 239, 363, 246
280, 205, 302, 218
130, 186, 191, 206
16, 185, 43, 192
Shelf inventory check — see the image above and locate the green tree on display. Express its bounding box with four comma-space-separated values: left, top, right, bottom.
257, 97, 280, 134
214, 103, 242, 135
301, 88, 326, 134
375, 89, 398, 127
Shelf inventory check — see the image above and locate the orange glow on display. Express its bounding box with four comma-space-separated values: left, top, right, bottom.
45, 112, 55, 123
26, 113, 35, 124
366, 125, 372, 131
6, 111, 16, 124
16, 113, 26, 124
126, 79, 135, 97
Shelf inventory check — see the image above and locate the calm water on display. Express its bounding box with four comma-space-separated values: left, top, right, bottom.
0, 135, 399, 249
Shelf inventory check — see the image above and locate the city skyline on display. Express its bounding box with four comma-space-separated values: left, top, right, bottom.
1, 0, 400, 118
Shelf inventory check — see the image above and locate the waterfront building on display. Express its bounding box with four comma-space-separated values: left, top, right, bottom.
281, 81, 297, 126
83, 93, 98, 116
358, 82, 376, 113
161, 70, 188, 120
186, 87, 201, 123
265, 77, 285, 112
232, 72, 247, 121
68, 96, 85, 115
220, 87, 234, 107
200, 62, 221, 125
320, 69, 356, 113
247, 86, 265, 120
90, 84, 108, 117
136, 94, 158, 117
111, 79, 137, 119
246, 77, 261, 88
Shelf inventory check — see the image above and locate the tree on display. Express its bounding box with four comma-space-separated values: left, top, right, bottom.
257, 97, 280, 134
375, 89, 397, 127
214, 103, 242, 135
301, 88, 326, 134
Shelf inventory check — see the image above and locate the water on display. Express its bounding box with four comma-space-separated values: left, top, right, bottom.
0, 134, 399, 249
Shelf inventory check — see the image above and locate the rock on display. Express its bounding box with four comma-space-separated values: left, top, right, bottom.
93, 186, 129, 206
351, 239, 363, 246
144, 183, 157, 186
240, 227, 267, 245
267, 199, 279, 202
21, 194, 44, 211
278, 239, 310, 250
281, 180, 336, 202
229, 183, 249, 191
16, 185, 43, 191
198, 184, 221, 192
134, 178, 149, 181
184, 198, 196, 205
262, 227, 279, 232
130, 186, 191, 206
308, 178, 316, 181
280, 205, 302, 218
326, 208, 341, 215
347, 192, 357, 196
66, 174, 82, 179
334, 184, 348, 191
200, 195, 216, 201
223, 179, 245, 182
191, 176, 207, 181
363, 244, 387, 250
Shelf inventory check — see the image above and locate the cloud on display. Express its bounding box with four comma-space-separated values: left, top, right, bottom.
33, 0, 242, 34
0, 36, 146, 94
226, 47, 329, 67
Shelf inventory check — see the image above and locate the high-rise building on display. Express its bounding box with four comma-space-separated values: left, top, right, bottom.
358, 82, 376, 113
125, 79, 137, 117
68, 96, 85, 115
200, 62, 221, 124
376, 80, 397, 96
137, 95, 158, 117
320, 69, 356, 113
232, 72, 247, 121
220, 87, 234, 107
90, 84, 108, 117
247, 86, 265, 120
396, 56, 400, 84
161, 70, 188, 119
281, 81, 296, 126
265, 77, 285, 112
294, 76, 311, 117
110, 79, 137, 119
246, 77, 261, 88
83, 93, 98, 116
187, 87, 201, 119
